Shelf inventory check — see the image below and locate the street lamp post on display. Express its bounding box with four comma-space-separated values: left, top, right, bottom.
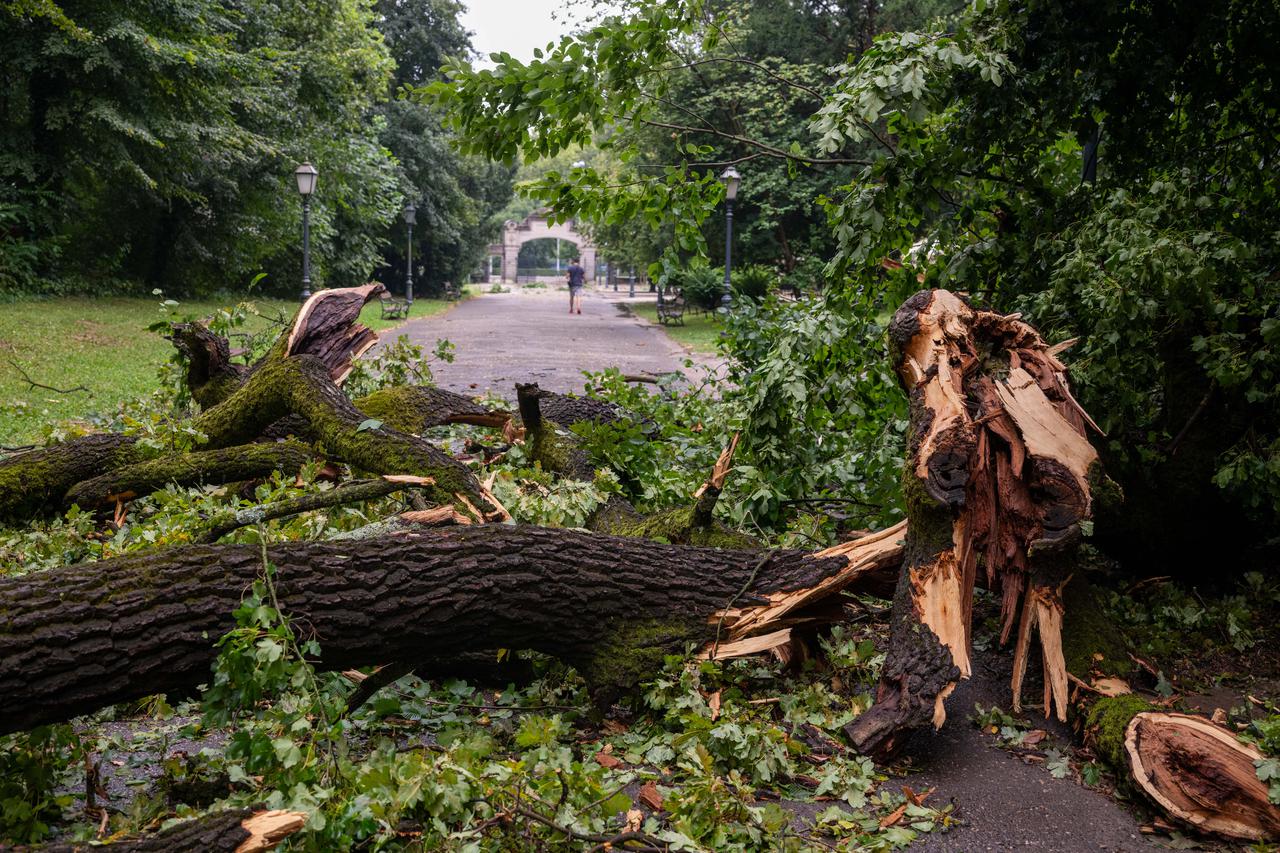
402, 202, 417, 304
720, 166, 741, 312
294, 162, 318, 301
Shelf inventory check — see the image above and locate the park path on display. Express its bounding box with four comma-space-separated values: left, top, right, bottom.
379, 287, 715, 399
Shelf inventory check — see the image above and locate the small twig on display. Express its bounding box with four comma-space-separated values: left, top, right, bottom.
1166, 383, 1215, 456
4, 356, 89, 394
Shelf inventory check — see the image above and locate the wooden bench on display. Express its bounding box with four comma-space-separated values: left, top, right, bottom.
379, 293, 409, 320
443, 281, 461, 301
656, 288, 686, 326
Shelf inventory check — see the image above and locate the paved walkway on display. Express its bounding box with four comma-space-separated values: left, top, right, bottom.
379, 286, 715, 399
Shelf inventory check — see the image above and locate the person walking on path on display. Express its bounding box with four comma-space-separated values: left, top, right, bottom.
566, 257, 585, 314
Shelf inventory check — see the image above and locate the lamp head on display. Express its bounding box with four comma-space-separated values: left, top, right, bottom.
721, 166, 741, 201
294, 161, 318, 196
402, 202, 417, 225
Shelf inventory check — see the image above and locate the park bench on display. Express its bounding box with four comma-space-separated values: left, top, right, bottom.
656, 287, 686, 326
444, 280, 461, 300
379, 292, 409, 320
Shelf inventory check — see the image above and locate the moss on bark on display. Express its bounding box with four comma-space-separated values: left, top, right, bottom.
1061, 570, 1132, 680
1085, 694, 1153, 768
64, 441, 313, 509
355, 387, 509, 434
0, 433, 144, 522
590, 504, 757, 548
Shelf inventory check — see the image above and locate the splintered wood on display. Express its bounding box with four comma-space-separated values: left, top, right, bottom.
285, 282, 385, 383
849, 289, 1102, 757
235, 810, 309, 852
703, 520, 906, 660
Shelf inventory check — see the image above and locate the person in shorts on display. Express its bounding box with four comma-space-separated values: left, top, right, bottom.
566, 257, 585, 314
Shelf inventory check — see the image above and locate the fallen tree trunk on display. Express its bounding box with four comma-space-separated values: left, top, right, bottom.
0, 286, 493, 520
35, 808, 307, 853
1084, 697, 1280, 842
1125, 712, 1280, 841
0, 524, 899, 735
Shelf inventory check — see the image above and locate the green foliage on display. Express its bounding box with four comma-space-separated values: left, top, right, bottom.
731, 264, 775, 302
1102, 571, 1280, 660
1242, 715, 1280, 805
342, 335, 454, 400
0, 725, 82, 843
0, 0, 508, 299
720, 293, 908, 531
671, 263, 725, 311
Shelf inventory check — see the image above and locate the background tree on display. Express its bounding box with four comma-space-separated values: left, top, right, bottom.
432, 0, 1280, 563
373, 0, 514, 298
0, 0, 511, 298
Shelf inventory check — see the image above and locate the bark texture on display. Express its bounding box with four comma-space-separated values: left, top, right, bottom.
0, 525, 892, 735
35, 808, 306, 852
64, 442, 312, 510
848, 289, 1102, 757
0, 434, 142, 522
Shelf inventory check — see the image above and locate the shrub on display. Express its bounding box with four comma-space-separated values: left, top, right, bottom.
672, 263, 723, 310
731, 264, 775, 302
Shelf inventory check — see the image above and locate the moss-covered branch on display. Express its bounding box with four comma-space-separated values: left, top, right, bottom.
64, 441, 313, 510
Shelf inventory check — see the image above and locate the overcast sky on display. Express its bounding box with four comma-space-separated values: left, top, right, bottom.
460, 0, 618, 64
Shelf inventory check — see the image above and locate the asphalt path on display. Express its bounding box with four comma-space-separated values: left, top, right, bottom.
381, 286, 716, 400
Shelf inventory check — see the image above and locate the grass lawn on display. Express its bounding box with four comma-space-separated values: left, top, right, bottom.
626, 301, 723, 354
0, 292, 463, 445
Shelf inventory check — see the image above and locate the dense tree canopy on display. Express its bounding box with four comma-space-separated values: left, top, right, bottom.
432, 0, 1280, 563
0, 0, 511, 298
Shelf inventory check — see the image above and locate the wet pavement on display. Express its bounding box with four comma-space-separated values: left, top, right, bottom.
378, 286, 718, 400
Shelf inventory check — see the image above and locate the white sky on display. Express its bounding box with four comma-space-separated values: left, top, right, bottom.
460, 0, 618, 65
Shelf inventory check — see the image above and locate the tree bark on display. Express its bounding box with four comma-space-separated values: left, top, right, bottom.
36, 808, 306, 853
0, 434, 142, 522
0, 525, 898, 736
848, 290, 1103, 757
64, 442, 313, 510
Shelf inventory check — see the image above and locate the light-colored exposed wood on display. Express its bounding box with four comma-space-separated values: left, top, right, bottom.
701, 628, 793, 660
910, 550, 971, 679
694, 432, 740, 498
235, 809, 309, 852
1125, 712, 1280, 841
714, 520, 906, 641
995, 367, 1098, 485
1010, 581, 1070, 721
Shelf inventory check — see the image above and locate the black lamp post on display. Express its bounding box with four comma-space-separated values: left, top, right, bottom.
402, 202, 417, 304
294, 162, 318, 301
720, 166, 741, 312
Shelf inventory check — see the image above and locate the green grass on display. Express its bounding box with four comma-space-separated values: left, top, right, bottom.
0, 292, 464, 445
626, 301, 723, 354
357, 291, 464, 333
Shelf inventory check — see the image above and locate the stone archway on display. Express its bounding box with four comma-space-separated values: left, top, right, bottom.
487, 211, 596, 283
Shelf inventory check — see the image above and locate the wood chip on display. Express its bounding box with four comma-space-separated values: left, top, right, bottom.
638, 780, 664, 812
382, 474, 436, 485
235, 810, 309, 853
594, 751, 623, 770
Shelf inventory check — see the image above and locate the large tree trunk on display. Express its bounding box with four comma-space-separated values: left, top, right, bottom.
0, 525, 898, 735
847, 290, 1103, 757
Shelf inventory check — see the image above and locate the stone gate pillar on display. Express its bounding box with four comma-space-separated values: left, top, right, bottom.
580, 246, 597, 282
